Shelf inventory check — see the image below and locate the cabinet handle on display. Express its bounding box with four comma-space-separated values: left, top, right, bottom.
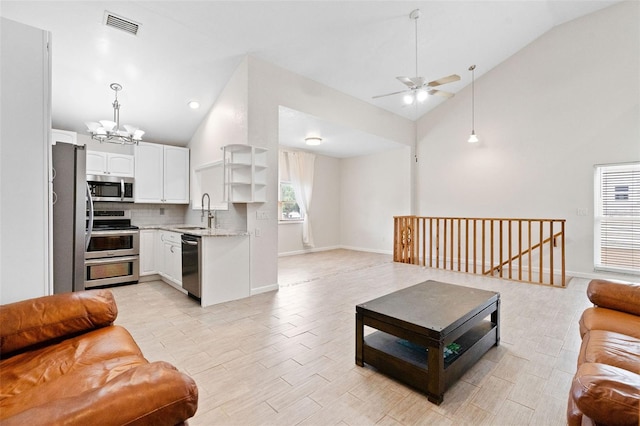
170, 246, 175, 253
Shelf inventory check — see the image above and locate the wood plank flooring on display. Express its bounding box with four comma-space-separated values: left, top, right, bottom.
111, 249, 591, 425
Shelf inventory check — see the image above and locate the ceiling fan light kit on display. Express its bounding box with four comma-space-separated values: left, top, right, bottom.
85, 82, 144, 145
372, 9, 460, 106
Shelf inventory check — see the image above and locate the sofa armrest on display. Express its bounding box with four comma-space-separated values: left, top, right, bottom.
1, 361, 198, 426
587, 279, 640, 316
0, 290, 117, 356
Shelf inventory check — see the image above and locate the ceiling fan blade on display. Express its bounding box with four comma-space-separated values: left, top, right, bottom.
396, 76, 416, 89
428, 89, 455, 98
427, 74, 461, 87
372, 89, 411, 99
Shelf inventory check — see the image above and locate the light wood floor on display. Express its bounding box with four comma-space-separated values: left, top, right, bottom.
111, 249, 591, 425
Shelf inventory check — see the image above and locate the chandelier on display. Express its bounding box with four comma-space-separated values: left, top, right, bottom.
85, 83, 144, 145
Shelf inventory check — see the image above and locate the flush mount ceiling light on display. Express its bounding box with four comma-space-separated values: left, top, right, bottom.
85, 83, 144, 145
305, 137, 323, 146
468, 65, 479, 144
188, 100, 200, 109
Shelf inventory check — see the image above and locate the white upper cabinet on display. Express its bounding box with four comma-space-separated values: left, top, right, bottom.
134, 142, 189, 204
223, 144, 267, 203
86, 151, 134, 177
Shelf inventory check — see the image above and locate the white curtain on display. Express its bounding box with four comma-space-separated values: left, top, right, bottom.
285, 150, 316, 247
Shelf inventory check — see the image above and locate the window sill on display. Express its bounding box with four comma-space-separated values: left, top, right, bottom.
279, 220, 304, 225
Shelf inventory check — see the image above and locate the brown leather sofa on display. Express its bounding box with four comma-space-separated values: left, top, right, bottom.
567, 279, 640, 426
0, 289, 198, 425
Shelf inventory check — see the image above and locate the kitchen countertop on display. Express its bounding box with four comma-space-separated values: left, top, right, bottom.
137, 224, 249, 237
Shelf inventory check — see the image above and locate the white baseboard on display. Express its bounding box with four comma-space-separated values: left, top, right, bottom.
278, 245, 392, 257
251, 283, 279, 295
338, 245, 393, 255
278, 245, 342, 257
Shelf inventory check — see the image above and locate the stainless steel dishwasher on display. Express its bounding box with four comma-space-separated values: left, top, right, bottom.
181, 234, 202, 300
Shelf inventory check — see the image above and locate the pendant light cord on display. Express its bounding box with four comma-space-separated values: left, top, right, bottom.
470, 65, 476, 132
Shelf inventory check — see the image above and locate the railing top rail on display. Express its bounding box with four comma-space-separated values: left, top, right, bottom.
394, 216, 566, 222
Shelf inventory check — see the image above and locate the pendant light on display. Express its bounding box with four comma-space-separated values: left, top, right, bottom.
468, 65, 479, 143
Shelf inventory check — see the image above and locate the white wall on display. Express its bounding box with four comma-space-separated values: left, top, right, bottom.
247, 56, 415, 291
0, 18, 51, 303
416, 1, 639, 278
278, 153, 341, 254
185, 58, 249, 232
189, 55, 414, 292
341, 147, 413, 253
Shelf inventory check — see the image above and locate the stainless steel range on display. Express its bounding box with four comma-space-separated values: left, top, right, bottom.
85, 210, 139, 288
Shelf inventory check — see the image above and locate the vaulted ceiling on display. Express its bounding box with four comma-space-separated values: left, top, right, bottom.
1, 1, 621, 150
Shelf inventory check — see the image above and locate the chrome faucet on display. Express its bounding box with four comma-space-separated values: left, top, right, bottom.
201, 193, 215, 228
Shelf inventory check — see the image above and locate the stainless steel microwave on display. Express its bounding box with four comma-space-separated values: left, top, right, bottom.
87, 175, 134, 202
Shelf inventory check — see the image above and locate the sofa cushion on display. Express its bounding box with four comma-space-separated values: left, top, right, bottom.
579, 307, 640, 339
1, 361, 198, 426
0, 325, 146, 419
0, 290, 117, 356
578, 330, 640, 373
587, 279, 640, 317
571, 362, 640, 426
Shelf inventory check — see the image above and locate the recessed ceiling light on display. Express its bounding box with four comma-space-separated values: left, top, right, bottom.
305, 137, 322, 146
188, 101, 200, 109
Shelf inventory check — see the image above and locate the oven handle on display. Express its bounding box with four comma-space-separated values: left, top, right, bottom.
90, 229, 140, 236
86, 182, 94, 250
121, 178, 125, 202
85, 255, 139, 266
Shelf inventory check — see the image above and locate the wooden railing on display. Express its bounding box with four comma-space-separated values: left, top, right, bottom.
394, 216, 566, 287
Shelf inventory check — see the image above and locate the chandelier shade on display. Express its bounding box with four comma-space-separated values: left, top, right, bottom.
85, 83, 144, 145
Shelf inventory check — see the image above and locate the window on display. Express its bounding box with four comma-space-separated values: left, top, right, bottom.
279, 181, 303, 221
594, 163, 639, 274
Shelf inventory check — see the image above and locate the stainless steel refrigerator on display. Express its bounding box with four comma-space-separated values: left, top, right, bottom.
52, 142, 90, 293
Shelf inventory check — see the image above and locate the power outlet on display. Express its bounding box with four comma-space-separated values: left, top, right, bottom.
255, 228, 262, 237
576, 208, 588, 216
256, 211, 268, 220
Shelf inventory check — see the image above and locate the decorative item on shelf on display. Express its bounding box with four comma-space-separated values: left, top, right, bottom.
468, 65, 479, 144
305, 136, 322, 146
85, 83, 144, 145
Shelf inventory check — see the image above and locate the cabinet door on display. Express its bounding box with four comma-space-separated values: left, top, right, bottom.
86, 151, 108, 175
139, 230, 156, 276
170, 242, 182, 285
134, 143, 164, 202
163, 146, 189, 204
107, 153, 134, 177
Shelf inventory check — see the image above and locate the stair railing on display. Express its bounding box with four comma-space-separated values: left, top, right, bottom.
394, 216, 566, 287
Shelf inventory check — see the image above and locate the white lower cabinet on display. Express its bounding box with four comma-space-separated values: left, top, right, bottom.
139, 230, 156, 276
157, 231, 182, 287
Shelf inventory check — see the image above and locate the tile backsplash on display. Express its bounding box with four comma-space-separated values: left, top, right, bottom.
93, 202, 188, 226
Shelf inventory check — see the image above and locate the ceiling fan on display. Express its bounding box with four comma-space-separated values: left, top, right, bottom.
373, 9, 460, 105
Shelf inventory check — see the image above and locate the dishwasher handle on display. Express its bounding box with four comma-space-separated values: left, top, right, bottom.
181, 238, 199, 246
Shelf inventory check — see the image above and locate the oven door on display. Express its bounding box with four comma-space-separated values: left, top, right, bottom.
86, 230, 140, 259
85, 256, 139, 288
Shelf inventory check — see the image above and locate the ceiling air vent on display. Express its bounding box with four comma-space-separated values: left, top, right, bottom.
103, 11, 140, 36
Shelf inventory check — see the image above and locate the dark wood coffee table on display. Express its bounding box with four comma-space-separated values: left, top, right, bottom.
355, 280, 500, 405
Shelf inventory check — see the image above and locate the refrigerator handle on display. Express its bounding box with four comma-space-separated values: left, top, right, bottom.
85, 182, 94, 250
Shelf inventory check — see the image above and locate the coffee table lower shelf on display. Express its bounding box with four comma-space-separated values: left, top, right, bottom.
361, 321, 497, 404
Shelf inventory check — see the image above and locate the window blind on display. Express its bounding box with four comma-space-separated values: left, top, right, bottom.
594, 163, 640, 274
